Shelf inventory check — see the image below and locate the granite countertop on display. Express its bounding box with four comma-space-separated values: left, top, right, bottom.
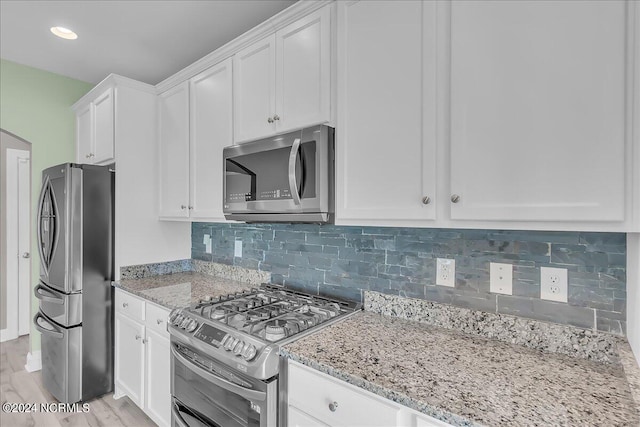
282, 310, 640, 426
113, 272, 255, 309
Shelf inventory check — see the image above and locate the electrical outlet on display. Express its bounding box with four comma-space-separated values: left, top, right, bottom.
234, 239, 242, 258
203, 234, 212, 254
540, 266, 568, 302
490, 262, 513, 295
436, 258, 455, 287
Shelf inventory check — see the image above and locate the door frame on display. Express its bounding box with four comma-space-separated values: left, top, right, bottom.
1, 148, 31, 342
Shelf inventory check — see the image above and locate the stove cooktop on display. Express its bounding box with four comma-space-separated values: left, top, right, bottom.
168, 284, 361, 379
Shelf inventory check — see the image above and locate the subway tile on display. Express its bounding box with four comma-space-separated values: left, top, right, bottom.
191, 223, 626, 332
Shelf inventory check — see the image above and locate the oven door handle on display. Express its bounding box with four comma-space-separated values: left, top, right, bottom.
172, 404, 191, 427
288, 138, 302, 206
171, 345, 267, 402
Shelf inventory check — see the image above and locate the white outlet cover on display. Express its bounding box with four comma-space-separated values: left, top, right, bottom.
490, 262, 513, 295
203, 234, 212, 254
540, 266, 568, 303
234, 239, 242, 258
436, 258, 455, 287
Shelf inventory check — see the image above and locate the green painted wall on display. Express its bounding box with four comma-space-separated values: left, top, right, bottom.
0, 59, 93, 352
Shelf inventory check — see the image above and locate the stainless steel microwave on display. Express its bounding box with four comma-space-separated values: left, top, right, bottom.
223, 125, 335, 223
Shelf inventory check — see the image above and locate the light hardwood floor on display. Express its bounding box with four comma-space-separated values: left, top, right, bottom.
1, 336, 157, 427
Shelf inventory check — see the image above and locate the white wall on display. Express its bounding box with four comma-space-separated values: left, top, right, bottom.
627, 234, 640, 364
114, 86, 190, 279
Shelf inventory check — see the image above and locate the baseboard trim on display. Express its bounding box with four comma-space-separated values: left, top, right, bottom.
25, 350, 42, 372
0, 329, 18, 343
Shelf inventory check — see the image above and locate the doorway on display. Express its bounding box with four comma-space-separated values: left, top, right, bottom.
1, 131, 31, 343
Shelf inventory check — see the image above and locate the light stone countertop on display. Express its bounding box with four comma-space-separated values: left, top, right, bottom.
113, 272, 255, 309
282, 311, 639, 427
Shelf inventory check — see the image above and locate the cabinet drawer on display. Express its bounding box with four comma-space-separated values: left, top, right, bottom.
145, 302, 171, 337
115, 290, 145, 322
288, 361, 399, 427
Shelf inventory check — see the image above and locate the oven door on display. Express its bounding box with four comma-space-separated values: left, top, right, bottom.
171, 343, 277, 427
223, 125, 334, 222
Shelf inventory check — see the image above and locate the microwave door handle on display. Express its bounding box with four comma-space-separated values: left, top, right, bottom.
288, 138, 302, 205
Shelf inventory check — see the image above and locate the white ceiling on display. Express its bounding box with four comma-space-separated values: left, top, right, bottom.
0, 0, 297, 85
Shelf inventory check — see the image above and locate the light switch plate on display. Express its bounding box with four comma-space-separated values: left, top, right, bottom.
203, 234, 212, 254
490, 262, 513, 295
234, 239, 242, 258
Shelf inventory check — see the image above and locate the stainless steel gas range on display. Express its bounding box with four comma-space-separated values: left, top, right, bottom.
168, 284, 361, 427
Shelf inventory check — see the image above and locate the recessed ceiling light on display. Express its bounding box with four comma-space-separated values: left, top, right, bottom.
50, 26, 78, 40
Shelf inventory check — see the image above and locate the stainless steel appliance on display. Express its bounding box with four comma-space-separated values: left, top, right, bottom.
34, 163, 114, 404
168, 284, 361, 427
223, 125, 335, 223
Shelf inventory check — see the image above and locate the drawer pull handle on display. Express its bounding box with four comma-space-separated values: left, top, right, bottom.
135, 334, 141, 341
157, 319, 163, 325
122, 302, 128, 308
329, 401, 338, 412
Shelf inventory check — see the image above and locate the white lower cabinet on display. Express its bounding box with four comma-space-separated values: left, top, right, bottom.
114, 289, 171, 427
287, 360, 451, 427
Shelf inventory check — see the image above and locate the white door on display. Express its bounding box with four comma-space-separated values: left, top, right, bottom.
189, 58, 233, 221
336, 0, 437, 224
158, 82, 190, 218
93, 87, 115, 164
233, 34, 276, 143
2, 149, 31, 342
275, 5, 331, 133
114, 313, 145, 407
144, 329, 171, 427
449, 0, 627, 222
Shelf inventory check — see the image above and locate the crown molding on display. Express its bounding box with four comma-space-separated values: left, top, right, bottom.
72, 73, 156, 110
155, 0, 334, 94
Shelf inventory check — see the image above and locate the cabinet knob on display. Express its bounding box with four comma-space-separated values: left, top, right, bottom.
188, 206, 193, 210
157, 319, 163, 325
22, 252, 30, 259
328, 401, 338, 412
451, 194, 461, 203
85, 153, 94, 159
273, 114, 280, 121
122, 302, 128, 308
135, 334, 141, 341
267, 117, 274, 123
422, 196, 431, 205
142, 338, 147, 344
181, 205, 187, 210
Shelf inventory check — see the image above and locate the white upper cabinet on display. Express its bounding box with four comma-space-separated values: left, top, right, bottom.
449, 0, 628, 223
234, 35, 276, 143
234, 5, 332, 143
158, 59, 233, 221
276, 6, 331, 133
158, 82, 190, 218
189, 58, 233, 221
75, 87, 114, 165
336, 0, 437, 225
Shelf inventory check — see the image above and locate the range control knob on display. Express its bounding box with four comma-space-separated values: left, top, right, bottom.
180, 317, 191, 329
220, 334, 231, 347
168, 310, 180, 324
233, 341, 245, 355
225, 337, 238, 351
186, 319, 199, 332
173, 314, 184, 326
242, 344, 257, 361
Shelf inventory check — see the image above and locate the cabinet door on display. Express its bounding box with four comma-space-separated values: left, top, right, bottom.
449, 0, 627, 222
144, 328, 171, 427
93, 87, 115, 164
76, 103, 93, 163
233, 34, 276, 143
190, 58, 233, 221
288, 405, 330, 427
158, 82, 190, 218
275, 6, 331, 133
336, 0, 436, 224
114, 313, 145, 408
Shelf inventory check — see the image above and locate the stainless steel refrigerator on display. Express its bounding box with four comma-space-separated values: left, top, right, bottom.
34, 163, 114, 403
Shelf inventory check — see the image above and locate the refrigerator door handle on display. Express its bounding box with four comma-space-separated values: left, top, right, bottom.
33, 312, 64, 339
36, 176, 49, 269
34, 283, 65, 305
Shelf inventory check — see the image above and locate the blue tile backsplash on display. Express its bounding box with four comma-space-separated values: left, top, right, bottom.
192, 223, 627, 335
